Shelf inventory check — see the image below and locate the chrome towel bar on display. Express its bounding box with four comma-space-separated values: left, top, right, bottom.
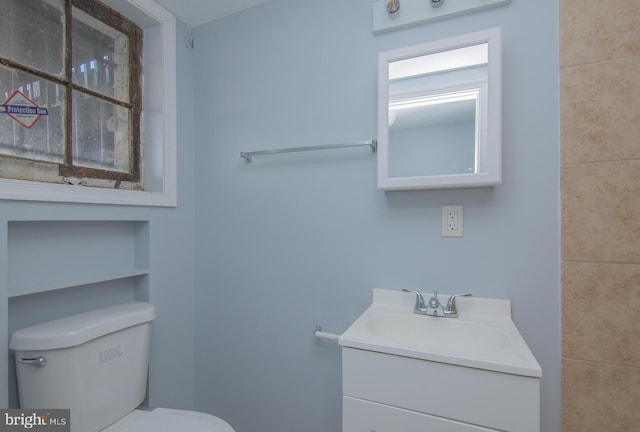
240, 139, 377, 162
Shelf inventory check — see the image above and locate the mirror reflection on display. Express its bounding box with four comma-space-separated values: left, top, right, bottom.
387, 43, 488, 178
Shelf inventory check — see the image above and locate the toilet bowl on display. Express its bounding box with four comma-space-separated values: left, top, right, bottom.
103, 408, 234, 432
10, 302, 235, 432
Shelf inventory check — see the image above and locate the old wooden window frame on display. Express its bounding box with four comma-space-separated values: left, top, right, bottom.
0, 0, 177, 207
0, 0, 143, 187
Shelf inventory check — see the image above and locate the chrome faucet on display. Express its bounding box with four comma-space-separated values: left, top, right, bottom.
401, 289, 471, 318
427, 290, 442, 312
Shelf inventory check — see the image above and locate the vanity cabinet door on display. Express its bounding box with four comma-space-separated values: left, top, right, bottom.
344, 397, 499, 432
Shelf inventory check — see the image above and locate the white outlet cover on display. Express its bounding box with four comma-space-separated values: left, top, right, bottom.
442, 205, 463, 237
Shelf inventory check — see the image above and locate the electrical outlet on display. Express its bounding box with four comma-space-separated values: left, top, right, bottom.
442, 205, 463, 237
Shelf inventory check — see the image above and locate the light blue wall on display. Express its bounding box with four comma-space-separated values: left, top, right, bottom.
192, 1, 560, 432
1, 22, 197, 412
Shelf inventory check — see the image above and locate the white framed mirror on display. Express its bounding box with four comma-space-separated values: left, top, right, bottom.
377, 28, 502, 190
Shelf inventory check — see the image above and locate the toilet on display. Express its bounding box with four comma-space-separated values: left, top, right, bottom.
9, 302, 234, 432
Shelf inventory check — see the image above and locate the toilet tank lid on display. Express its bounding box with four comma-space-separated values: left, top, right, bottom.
10, 302, 155, 351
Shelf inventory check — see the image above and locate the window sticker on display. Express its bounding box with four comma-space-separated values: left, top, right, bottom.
0, 90, 49, 129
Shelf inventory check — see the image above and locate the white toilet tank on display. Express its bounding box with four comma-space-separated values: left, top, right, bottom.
10, 302, 156, 432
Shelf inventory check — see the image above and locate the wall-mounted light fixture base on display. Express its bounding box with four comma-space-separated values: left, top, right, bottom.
373, 0, 510, 34
386, 0, 400, 15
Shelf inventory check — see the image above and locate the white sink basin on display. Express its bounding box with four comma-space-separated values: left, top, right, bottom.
339, 289, 541, 377
366, 314, 511, 354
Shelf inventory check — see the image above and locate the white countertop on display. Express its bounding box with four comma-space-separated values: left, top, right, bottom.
339, 289, 542, 378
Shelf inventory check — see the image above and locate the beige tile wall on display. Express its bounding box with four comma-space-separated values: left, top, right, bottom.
561, 0, 640, 431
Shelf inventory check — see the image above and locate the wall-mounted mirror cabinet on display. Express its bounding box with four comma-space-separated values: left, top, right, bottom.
377, 28, 502, 190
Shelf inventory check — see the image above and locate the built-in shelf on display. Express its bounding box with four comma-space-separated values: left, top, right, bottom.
7, 220, 149, 298
8, 270, 149, 298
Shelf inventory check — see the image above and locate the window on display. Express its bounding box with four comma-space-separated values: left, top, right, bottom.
0, 0, 143, 190
0, 0, 177, 206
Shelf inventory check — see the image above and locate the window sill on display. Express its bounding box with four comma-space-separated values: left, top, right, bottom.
0, 177, 176, 207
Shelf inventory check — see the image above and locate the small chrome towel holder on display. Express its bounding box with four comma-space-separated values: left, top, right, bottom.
241, 139, 377, 162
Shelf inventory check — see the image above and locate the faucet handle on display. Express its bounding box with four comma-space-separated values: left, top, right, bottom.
401, 289, 426, 311
444, 293, 471, 316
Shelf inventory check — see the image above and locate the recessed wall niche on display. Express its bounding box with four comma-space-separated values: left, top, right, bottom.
7, 220, 149, 298
4, 220, 150, 408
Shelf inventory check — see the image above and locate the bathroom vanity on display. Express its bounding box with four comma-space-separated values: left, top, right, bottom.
339, 289, 541, 432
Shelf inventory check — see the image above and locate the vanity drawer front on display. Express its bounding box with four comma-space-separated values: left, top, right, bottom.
342, 348, 539, 432
344, 396, 499, 432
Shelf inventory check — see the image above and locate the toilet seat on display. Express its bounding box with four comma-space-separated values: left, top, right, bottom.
102, 408, 235, 432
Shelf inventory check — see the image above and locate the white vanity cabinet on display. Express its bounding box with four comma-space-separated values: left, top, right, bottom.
342, 348, 540, 432
339, 290, 542, 432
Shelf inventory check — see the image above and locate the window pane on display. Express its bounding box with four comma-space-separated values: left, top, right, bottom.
0, 65, 65, 163
0, 0, 64, 77
72, 90, 130, 173
72, 7, 129, 102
